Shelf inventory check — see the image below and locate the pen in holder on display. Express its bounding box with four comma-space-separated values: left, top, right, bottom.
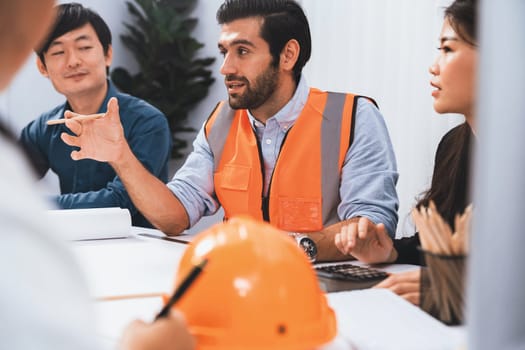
420, 250, 466, 325
412, 201, 472, 325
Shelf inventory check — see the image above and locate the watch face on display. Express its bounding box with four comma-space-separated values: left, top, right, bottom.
298, 236, 318, 262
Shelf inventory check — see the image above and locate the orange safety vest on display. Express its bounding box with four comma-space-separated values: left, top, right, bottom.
205, 88, 368, 232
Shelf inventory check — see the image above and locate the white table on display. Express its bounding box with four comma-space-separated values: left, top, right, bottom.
71, 227, 466, 350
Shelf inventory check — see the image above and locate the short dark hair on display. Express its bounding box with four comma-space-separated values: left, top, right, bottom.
36, 2, 112, 64
216, 0, 311, 84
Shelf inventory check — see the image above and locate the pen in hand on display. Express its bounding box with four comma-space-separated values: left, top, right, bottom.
46, 112, 105, 125
155, 258, 209, 321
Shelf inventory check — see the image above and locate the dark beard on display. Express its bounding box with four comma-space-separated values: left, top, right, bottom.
226, 64, 279, 110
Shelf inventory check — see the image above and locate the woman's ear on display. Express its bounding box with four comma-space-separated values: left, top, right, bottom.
280, 39, 300, 72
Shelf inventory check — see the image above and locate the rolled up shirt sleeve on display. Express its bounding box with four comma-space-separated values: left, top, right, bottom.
338, 98, 399, 237
167, 124, 220, 227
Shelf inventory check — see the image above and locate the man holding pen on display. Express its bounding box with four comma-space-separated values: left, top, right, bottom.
19, 2, 171, 228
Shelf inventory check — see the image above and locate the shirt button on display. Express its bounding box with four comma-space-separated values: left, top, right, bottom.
265, 139, 272, 145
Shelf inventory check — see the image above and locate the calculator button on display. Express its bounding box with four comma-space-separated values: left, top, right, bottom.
315, 263, 388, 281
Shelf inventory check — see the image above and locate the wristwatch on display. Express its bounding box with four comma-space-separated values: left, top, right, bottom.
289, 232, 318, 263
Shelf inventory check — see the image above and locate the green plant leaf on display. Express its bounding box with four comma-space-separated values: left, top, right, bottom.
111, 0, 216, 159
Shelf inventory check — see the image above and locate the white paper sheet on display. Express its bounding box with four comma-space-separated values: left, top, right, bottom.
47, 207, 131, 240
93, 289, 465, 350
327, 289, 466, 350
72, 238, 186, 299
93, 297, 354, 350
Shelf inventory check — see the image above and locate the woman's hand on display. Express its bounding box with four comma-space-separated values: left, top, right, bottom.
374, 269, 421, 305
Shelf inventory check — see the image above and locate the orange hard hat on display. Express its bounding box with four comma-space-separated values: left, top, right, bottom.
172, 216, 337, 350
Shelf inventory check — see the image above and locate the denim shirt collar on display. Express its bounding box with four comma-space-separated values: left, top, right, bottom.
63, 80, 117, 114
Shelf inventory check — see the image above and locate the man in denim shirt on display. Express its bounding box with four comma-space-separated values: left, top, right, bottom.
20, 3, 171, 228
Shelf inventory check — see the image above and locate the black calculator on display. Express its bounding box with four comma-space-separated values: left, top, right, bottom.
315, 263, 389, 292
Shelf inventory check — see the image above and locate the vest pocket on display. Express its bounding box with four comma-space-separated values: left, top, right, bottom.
214, 164, 252, 220
216, 164, 251, 190
277, 196, 323, 231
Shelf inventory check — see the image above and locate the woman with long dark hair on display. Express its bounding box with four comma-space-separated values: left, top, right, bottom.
335, 0, 478, 305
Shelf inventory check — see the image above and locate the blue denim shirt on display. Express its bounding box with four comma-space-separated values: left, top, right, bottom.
168, 76, 399, 236
20, 81, 172, 228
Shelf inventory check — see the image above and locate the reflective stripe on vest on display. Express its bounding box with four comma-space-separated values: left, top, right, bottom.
205, 88, 364, 232
206, 101, 236, 170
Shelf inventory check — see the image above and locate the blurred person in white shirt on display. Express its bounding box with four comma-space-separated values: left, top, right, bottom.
0, 1, 194, 349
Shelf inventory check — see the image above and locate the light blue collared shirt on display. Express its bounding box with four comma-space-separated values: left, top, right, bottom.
168, 76, 399, 236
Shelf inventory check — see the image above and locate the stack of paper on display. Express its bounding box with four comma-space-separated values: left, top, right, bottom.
47, 207, 131, 241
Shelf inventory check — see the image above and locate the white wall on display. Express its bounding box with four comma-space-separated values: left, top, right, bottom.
299, 0, 461, 235
1, 0, 460, 236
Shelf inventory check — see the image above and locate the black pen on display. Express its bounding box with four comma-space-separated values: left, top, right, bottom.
155, 258, 208, 320
138, 232, 190, 245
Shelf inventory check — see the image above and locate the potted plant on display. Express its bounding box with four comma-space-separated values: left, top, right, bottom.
111, 0, 215, 158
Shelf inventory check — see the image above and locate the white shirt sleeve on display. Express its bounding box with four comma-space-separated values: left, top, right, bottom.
0, 136, 102, 350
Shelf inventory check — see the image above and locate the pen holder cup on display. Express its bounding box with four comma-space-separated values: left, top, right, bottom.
419, 250, 467, 325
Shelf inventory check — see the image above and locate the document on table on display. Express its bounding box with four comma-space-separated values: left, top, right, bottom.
93, 288, 465, 350
94, 297, 355, 350
95, 297, 163, 346
47, 207, 132, 241
327, 289, 466, 350
72, 238, 186, 299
